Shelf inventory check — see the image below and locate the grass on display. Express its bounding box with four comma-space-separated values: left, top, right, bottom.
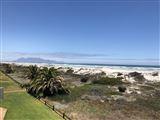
1, 92, 62, 120
135, 98, 160, 111
0, 71, 14, 81
92, 77, 123, 86
0, 71, 63, 120
0, 71, 21, 91
49, 84, 121, 103
66, 100, 111, 119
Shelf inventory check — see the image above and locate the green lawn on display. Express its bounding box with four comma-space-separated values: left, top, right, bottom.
0, 71, 63, 120
1, 92, 62, 120
0, 72, 21, 91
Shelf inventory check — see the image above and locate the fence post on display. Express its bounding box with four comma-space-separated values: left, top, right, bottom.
0, 87, 4, 99
63, 113, 65, 118
52, 105, 55, 111
37, 96, 40, 100
44, 101, 46, 105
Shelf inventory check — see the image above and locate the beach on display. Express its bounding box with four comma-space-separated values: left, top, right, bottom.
4, 62, 160, 83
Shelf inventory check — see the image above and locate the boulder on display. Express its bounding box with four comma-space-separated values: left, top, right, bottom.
117, 72, 123, 76
128, 72, 145, 81
152, 72, 158, 76
129, 72, 141, 77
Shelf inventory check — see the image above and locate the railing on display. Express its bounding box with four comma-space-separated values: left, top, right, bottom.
0, 70, 71, 120
0, 71, 22, 87
37, 96, 71, 120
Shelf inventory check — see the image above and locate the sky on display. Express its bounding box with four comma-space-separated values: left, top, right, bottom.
0, 0, 159, 65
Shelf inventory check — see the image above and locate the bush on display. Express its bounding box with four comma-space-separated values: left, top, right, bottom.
3, 64, 14, 74
118, 86, 126, 92
20, 83, 30, 88
81, 77, 89, 83
92, 77, 123, 86
66, 69, 74, 74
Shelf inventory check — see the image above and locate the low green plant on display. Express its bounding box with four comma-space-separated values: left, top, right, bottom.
92, 77, 123, 86
2, 63, 14, 74
66, 68, 74, 74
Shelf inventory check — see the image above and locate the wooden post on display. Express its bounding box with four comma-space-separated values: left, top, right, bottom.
52, 105, 55, 111
63, 113, 65, 118
44, 101, 46, 105
37, 96, 40, 100
0, 87, 4, 99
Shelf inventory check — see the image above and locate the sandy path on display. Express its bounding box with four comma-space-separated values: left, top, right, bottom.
4, 89, 26, 93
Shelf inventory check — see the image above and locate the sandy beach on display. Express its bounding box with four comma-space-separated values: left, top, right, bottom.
4, 62, 160, 83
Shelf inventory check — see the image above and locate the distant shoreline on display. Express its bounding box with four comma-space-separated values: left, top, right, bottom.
2, 61, 160, 68
66, 63, 160, 68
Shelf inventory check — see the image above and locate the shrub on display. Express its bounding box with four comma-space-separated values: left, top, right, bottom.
81, 77, 89, 83
118, 86, 126, 92
66, 68, 74, 74
92, 77, 123, 86
3, 64, 14, 74
20, 83, 30, 88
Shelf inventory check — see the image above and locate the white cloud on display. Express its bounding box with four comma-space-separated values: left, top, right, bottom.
1, 52, 159, 65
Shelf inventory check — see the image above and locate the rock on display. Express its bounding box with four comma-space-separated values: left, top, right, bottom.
117, 72, 123, 76
111, 95, 125, 101
152, 72, 158, 76
118, 86, 126, 93
111, 95, 136, 102
100, 99, 105, 103
129, 72, 141, 77
128, 72, 145, 81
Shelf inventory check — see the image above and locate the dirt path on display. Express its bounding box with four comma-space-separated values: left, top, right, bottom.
4, 89, 26, 93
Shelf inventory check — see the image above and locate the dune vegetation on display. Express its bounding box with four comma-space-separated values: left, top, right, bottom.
0, 63, 160, 120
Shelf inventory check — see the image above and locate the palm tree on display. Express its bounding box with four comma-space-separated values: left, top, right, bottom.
49, 67, 60, 76
27, 67, 69, 97
28, 65, 39, 80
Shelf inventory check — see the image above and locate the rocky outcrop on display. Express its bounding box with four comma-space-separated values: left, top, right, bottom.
128, 72, 146, 81
152, 72, 158, 76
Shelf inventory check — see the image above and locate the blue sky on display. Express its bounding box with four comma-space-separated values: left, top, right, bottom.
0, 0, 159, 65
